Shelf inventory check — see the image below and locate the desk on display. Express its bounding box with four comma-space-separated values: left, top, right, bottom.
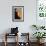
4, 33, 18, 46
4, 33, 30, 46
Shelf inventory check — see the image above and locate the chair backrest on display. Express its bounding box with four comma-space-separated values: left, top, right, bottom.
11, 27, 18, 34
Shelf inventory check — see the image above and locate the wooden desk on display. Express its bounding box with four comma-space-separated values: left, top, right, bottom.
4, 33, 18, 46
4, 33, 30, 46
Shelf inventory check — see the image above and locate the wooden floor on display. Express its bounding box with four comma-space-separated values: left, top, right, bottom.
0, 42, 46, 46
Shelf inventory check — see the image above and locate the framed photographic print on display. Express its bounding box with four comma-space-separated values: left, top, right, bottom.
12, 6, 24, 22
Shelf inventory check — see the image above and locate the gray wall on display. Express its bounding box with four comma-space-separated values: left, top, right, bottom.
0, 0, 37, 42
0, 0, 36, 33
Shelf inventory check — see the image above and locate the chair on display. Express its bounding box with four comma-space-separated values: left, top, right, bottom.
18, 33, 30, 46
4, 27, 18, 46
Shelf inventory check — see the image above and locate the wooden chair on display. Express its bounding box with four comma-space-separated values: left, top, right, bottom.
18, 33, 30, 46
4, 33, 18, 46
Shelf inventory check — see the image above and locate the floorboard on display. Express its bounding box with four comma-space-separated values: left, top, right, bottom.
0, 42, 46, 46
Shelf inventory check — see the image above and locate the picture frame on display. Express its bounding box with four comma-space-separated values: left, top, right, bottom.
12, 6, 24, 22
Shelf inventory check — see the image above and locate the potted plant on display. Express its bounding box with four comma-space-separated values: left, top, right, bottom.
40, 26, 45, 29
33, 32, 46, 43
32, 25, 39, 30
32, 25, 45, 30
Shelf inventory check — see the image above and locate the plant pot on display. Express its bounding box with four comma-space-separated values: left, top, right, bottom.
37, 39, 44, 44
37, 39, 40, 43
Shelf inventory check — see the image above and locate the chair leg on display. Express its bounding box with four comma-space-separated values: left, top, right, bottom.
4, 41, 7, 46
4, 33, 7, 46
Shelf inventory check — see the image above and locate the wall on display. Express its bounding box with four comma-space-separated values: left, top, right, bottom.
0, 0, 37, 42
